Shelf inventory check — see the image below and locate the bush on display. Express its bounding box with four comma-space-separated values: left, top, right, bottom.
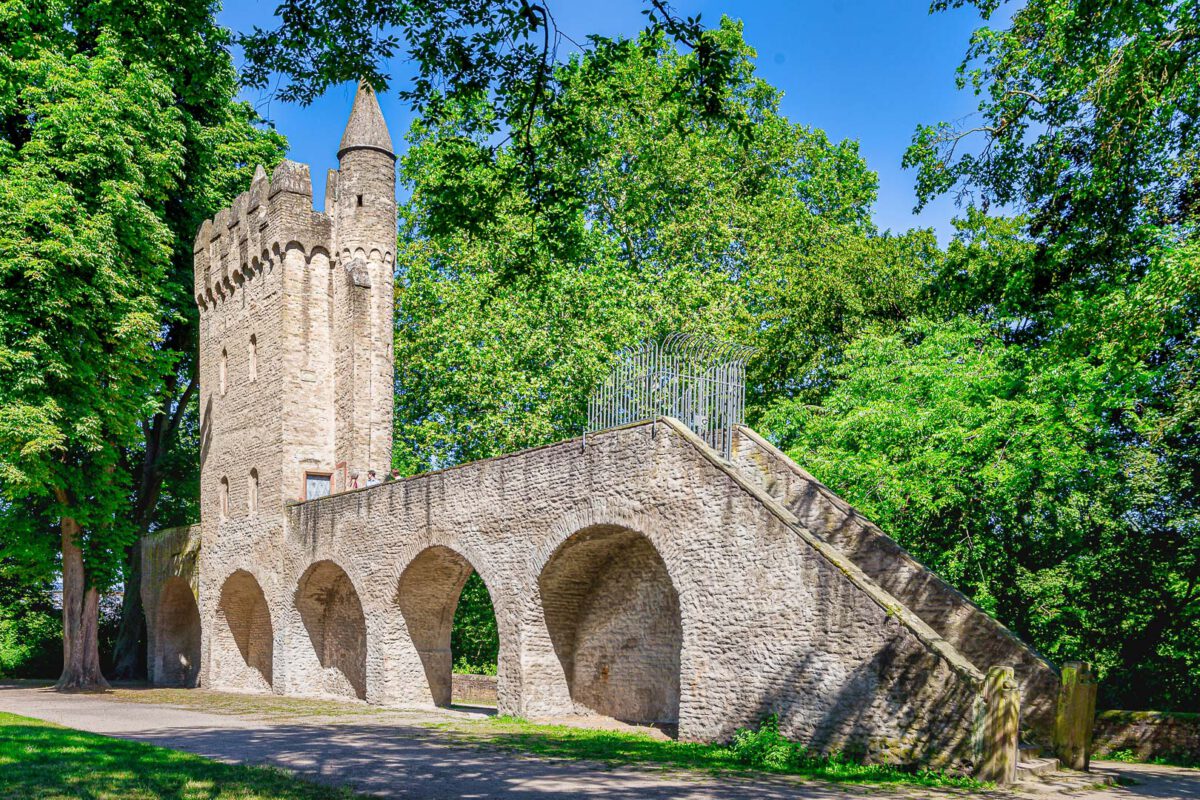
452, 656, 497, 676
0, 607, 61, 678
730, 714, 821, 770
451, 572, 498, 675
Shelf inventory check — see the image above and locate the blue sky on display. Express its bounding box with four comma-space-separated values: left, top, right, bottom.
217, 1, 1004, 242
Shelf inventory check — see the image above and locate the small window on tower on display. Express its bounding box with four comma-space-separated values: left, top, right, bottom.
356, 194, 363, 207
219, 476, 230, 520
220, 347, 228, 396
249, 334, 257, 382
248, 468, 259, 514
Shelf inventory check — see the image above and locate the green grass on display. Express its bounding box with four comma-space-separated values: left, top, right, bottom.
433, 714, 984, 789
1100, 748, 1200, 770
0, 711, 362, 799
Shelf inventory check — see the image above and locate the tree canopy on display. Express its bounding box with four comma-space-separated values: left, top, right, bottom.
393, 21, 930, 470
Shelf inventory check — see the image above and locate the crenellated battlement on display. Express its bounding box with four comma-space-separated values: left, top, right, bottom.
193, 160, 332, 311
193, 80, 396, 530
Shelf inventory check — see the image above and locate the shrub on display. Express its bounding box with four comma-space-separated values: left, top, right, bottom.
0, 607, 61, 678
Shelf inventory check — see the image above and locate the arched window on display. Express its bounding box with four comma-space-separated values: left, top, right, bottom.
248, 468, 259, 514
220, 347, 228, 396
219, 476, 230, 520
248, 334, 257, 382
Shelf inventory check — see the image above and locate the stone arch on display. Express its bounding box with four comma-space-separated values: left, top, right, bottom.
212, 569, 274, 691
295, 560, 367, 700
538, 524, 682, 726
155, 577, 201, 687
395, 545, 498, 706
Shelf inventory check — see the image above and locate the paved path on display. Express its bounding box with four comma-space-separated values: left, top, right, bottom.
1, 684, 1197, 799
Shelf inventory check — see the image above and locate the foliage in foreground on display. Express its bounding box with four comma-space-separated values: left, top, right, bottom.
451, 714, 981, 788
0, 711, 359, 799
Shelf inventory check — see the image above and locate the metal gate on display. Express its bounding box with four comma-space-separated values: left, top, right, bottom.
586, 334, 752, 458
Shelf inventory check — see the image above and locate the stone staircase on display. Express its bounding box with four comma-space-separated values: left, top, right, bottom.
728, 426, 1062, 744
1013, 745, 1114, 794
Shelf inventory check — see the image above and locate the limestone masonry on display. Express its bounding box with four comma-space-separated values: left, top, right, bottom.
143, 83, 1066, 774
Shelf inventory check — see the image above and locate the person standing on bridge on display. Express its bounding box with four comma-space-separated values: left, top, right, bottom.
366, 470, 381, 487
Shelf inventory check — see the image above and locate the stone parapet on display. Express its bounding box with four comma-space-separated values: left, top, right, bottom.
729, 425, 1061, 745
192, 160, 331, 311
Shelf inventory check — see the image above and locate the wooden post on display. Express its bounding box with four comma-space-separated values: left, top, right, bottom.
1054, 661, 1097, 771
979, 665, 1020, 784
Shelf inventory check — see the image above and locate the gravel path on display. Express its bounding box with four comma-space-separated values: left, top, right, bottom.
1, 683, 1195, 799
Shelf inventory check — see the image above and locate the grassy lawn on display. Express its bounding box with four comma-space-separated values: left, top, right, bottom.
0, 711, 361, 800
433, 715, 985, 789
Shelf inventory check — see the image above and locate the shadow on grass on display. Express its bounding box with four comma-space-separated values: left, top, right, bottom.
0, 712, 358, 800
447, 716, 982, 789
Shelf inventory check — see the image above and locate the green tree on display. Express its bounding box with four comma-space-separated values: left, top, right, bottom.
0, 0, 285, 688
451, 572, 499, 674
906, 0, 1198, 283
763, 227, 1200, 708
898, 0, 1199, 708
394, 22, 927, 470
767, 0, 1200, 706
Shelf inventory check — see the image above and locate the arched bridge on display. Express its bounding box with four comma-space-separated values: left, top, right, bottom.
143, 418, 1059, 770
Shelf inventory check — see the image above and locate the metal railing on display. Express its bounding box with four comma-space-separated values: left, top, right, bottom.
586, 333, 752, 458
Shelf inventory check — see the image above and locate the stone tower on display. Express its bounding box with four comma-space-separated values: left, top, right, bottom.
193, 81, 395, 532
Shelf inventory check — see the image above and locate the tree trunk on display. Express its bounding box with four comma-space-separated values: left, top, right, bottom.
57, 514, 110, 691
109, 538, 145, 680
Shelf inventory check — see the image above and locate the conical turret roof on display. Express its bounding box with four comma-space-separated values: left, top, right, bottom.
338, 81, 394, 160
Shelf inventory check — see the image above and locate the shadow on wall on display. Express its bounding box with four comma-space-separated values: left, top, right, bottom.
743, 624, 981, 768
396, 545, 479, 707
213, 570, 274, 690
539, 525, 682, 728
295, 560, 366, 700
156, 577, 201, 688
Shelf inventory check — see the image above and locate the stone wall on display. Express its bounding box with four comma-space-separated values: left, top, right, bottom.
730, 426, 1061, 744
161, 418, 997, 769
1093, 711, 1200, 764
141, 525, 202, 686
452, 673, 498, 706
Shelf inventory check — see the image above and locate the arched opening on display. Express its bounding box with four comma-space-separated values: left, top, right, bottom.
155, 577, 201, 687
396, 546, 498, 706
219, 346, 227, 395
539, 525, 681, 727
296, 560, 367, 700
212, 570, 273, 691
